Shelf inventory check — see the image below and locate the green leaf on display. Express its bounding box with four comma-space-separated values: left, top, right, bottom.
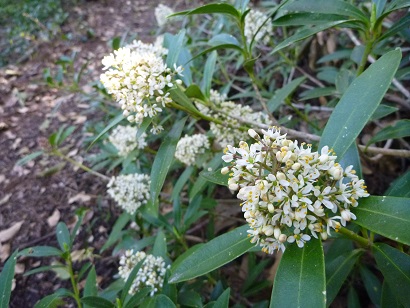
18, 246, 63, 258
136, 117, 153, 140
152, 229, 167, 260
84, 266, 98, 300
88, 113, 124, 150
319, 49, 401, 159
381, 281, 402, 308
347, 287, 361, 308
359, 266, 382, 306
189, 153, 223, 200
386, 171, 410, 197
124, 287, 152, 308
169, 87, 200, 117
171, 3, 240, 19
353, 196, 410, 245
317, 50, 352, 64
185, 85, 206, 101
267, 76, 306, 112
56, 222, 71, 251
81, 296, 115, 308
299, 87, 336, 100
199, 168, 229, 187
16, 151, 44, 166
326, 249, 363, 305
169, 225, 254, 283
271, 21, 349, 54
57, 126, 76, 146
178, 290, 203, 307
0, 250, 18, 308
377, 14, 410, 42
142, 294, 176, 308
34, 293, 65, 308
23, 265, 67, 276
338, 142, 362, 179
368, 120, 410, 145
214, 288, 230, 307
370, 104, 398, 121
188, 44, 243, 65
150, 117, 187, 212
201, 50, 217, 97
273, 13, 348, 26
166, 30, 186, 69
171, 166, 194, 202
100, 212, 132, 253
120, 258, 145, 304
373, 243, 410, 307
209, 33, 241, 47
270, 239, 326, 308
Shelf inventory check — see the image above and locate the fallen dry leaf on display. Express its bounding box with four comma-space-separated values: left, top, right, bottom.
0, 221, 24, 243
0, 193, 12, 206
15, 263, 25, 274
68, 192, 91, 204
0, 242, 11, 262
47, 209, 61, 227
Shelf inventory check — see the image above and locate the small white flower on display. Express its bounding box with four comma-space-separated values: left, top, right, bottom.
108, 125, 147, 157
175, 134, 210, 166
244, 9, 273, 46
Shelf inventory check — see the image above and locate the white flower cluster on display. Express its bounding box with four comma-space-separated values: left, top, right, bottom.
155, 4, 174, 27
222, 128, 369, 254
175, 134, 210, 166
127, 37, 168, 57
244, 9, 273, 46
100, 40, 183, 125
108, 125, 147, 157
196, 90, 269, 148
107, 173, 151, 214
118, 250, 170, 296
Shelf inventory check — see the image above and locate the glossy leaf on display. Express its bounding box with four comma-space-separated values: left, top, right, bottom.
267, 76, 306, 112
150, 117, 187, 209
142, 294, 176, 308
84, 266, 98, 301
271, 21, 349, 54
199, 168, 229, 187
273, 13, 347, 26
373, 243, 410, 307
319, 49, 401, 159
386, 171, 410, 197
18, 246, 63, 258
381, 281, 402, 308
353, 196, 410, 245
270, 239, 326, 308
209, 33, 240, 47
359, 266, 382, 305
169, 225, 254, 283
171, 3, 240, 19
124, 287, 152, 308
214, 288, 230, 307
201, 51, 217, 97
326, 249, 363, 304
81, 296, 115, 308
368, 120, 410, 145
370, 104, 398, 121
56, 222, 71, 251
88, 113, 124, 150
169, 87, 200, 117
0, 250, 18, 308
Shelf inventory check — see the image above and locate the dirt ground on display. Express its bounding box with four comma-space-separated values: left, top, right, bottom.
0, 0, 167, 305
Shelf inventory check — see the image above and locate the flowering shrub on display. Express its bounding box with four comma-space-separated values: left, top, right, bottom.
6, 1, 410, 307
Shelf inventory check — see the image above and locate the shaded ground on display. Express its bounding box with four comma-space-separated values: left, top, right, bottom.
0, 0, 163, 305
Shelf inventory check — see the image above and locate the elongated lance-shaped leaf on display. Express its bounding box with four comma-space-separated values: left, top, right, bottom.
319, 49, 401, 159
169, 225, 254, 283
150, 117, 187, 212
142, 294, 176, 308
166, 30, 186, 69
56, 222, 71, 251
353, 196, 410, 245
373, 243, 410, 307
267, 76, 306, 112
18, 246, 63, 258
0, 250, 18, 308
214, 288, 230, 307
368, 119, 410, 145
386, 171, 410, 198
270, 239, 326, 308
170, 3, 240, 19
81, 296, 115, 308
201, 50, 217, 97
271, 21, 349, 55
326, 249, 363, 305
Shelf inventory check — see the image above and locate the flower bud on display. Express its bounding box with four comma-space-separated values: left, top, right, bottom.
263, 225, 274, 236
274, 227, 281, 239
268, 203, 275, 213
320, 232, 328, 240
278, 234, 287, 243
341, 210, 352, 222
276, 172, 286, 181
329, 165, 343, 180
221, 167, 229, 175
248, 129, 258, 139
291, 162, 301, 170
229, 183, 239, 191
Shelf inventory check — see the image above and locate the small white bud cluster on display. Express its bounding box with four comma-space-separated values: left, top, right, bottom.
175, 134, 210, 166
118, 250, 170, 297
244, 9, 273, 46
108, 125, 147, 157
107, 174, 151, 214
196, 90, 269, 148
100, 40, 183, 125
155, 4, 175, 27
222, 128, 369, 253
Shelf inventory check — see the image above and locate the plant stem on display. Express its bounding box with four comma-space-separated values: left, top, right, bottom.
337, 226, 372, 248
67, 254, 82, 308
356, 40, 373, 76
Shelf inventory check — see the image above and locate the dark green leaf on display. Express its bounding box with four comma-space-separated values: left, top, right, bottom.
178, 290, 203, 307
188, 44, 243, 65
201, 50, 217, 97
56, 222, 71, 251
319, 49, 401, 159
152, 229, 167, 260
169, 225, 254, 283
270, 239, 326, 308
386, 171, 410, 197
378, 14, 410, 42
34, 293, 65, 308
100, 212, 132, 253
150, 117, 187, 211
88, 113, 125, 150
271, 21, 350, 54
81, 296, 115, 308
18, 246, 63, 258
299, 87, 336, 100
141, 294, 176, 308
339, 142, 362, 178
0, 250, 18, 308
169, 87, 200, 117
370, 104, 398, 121
84, 266, 98, 300
214, 288, 230, 307
171, 3, 240, 19
16, 151, 44, 166
368, 120, 410, 145
57, 126, 76, 146
373, 243, 410, 307
111, 37, 121, 50
24, 265, 67, 276
273, 13, 347, 26
353, 196, 410, 245
120, 259, 145, 304
124, 287, 152, 308
199, 168, 229, 187
381, 281, 402, 308
268, 76, 306, 112
317, 50, 352, 64
359, 266, 382, 306
347, 287, 361, 308
185, 85, 206, 101
136, 117, 153, 140
171, 166, 194, 202
326, 249, 363, 304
